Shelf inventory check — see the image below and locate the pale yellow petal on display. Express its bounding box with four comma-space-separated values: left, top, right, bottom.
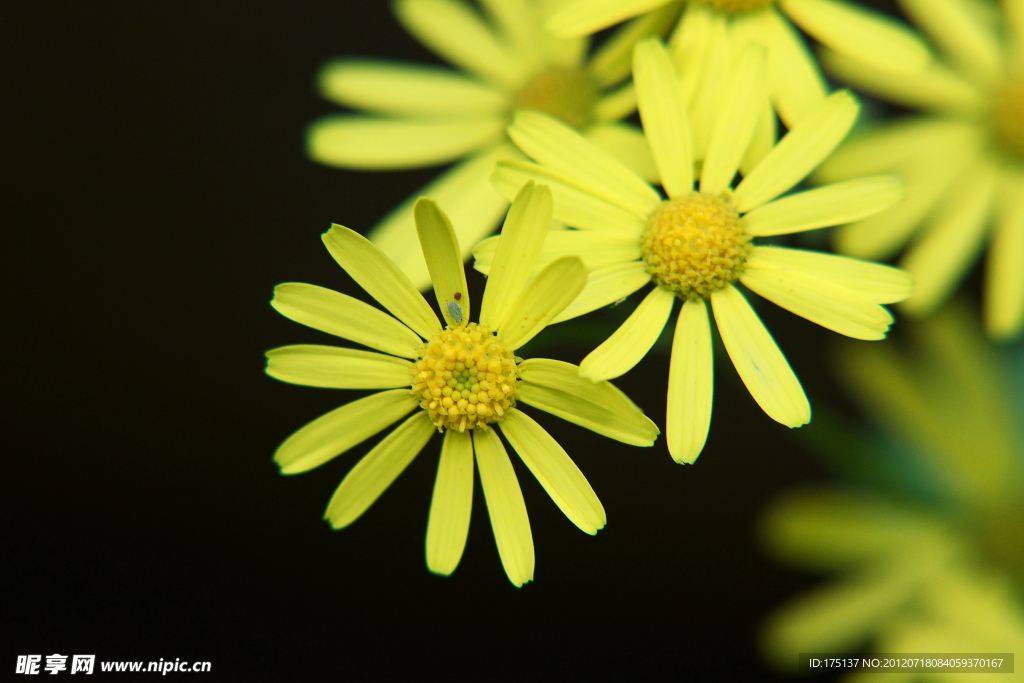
317, 59, 507, 116
743, 175, 905, 236
426, 430, 474, 576
324, 412, 436, 528
898, 0, 1002, 85
507, 110, 662, 219
782, 0, 931, 74
592, 82, 639, 123
499, 257, 588, 349
751, 8, 828, 128
479, 0, 544, 71
479, 181, 554, 328
370, 144, 514, 290
985, 172, 1024, 340
587, 1, 684, 87
552, 261, 651, 323
1009, 0, 1024, 44
585, 123, 660, 185
544, 0, 672, 37
322, 225, 442, 339
701, 43, 768, 196
740, 97, 777, 176
747, 246, 913, 303
668, 2, 715, 107
265, 345, 413, 389
473, 427, 534, 587
633, 37, 693, 197
271, 283, 424, 358
734, 90, 859, 213
306, 115, 504, 170
499, 409, 606, 534
395, 0, 527, 88
900, 160, 998, 316
414, 199, 471, 326
492, 160, 646, 233
473, 229, 641, 276
711, 285, 810, 427
686, 14, 729, 162
579, 286, 675, 380
666, 297, 713, 464
274, 390, 419, 474
517, 358, 660, 446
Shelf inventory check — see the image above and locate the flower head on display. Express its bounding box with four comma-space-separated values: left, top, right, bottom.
478, 38, 911, 464
266, 182, 659, 586
306, 0, 673, 289
816, 0, 1024, 340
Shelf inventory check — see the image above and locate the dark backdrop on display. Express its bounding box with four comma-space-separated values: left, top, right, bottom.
4, 2, 904, 680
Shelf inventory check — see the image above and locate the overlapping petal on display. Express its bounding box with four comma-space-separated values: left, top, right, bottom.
415, 199, 471, 326
265, 345, 413, 389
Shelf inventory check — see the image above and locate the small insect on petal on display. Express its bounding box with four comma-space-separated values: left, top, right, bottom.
447, 300, 464, 325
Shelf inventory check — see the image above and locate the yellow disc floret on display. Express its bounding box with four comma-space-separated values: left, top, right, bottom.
512, 67, 599, 130
641, 192, 751, 300
992, 76, 1024, 160
697, 0, 775, 13
411, 322, 519, 433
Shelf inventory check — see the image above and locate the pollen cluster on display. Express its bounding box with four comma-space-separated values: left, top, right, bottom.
411, 322, 520, 432
641, 192, 751, 300
992, 77, 1024, 160
512, 67, 599, 130
698, 0, 776, 13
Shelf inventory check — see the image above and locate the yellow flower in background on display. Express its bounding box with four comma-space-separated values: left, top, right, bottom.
476, 38, 911, 464
307, 0, 674, 289
545, 0, 931, 130
760, 304, 1024, 673
266, 182, 659, 587
817, 0, 1024, 340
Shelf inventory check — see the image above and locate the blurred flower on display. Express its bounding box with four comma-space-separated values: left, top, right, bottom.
266, 182, 659, 587
761, 304, 1024, 674
476, 38, 911, 464
307, 0, 674, 289
816, 0, 1024, 340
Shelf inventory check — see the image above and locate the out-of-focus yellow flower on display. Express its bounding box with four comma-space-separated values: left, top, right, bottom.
761, 304, 1024, 674
817, 0, 1024, 340
307, 0, 674, 289
266, 182, 659, 587
476, 38, 911, 464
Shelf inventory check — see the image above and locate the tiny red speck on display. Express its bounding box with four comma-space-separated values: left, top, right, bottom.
454, 291, 462, 300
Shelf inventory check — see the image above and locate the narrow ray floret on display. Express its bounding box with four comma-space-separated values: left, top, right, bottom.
476, 38, 912, 465
265, 182, 659, 587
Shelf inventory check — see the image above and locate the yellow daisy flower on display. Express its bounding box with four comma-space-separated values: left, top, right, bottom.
476, 38, 912, 464
266, 182, 659, 587
816, 0, 1024, 341
760, 305, 1024, 671
545, 0, 932, 130
307, 0, 674, 289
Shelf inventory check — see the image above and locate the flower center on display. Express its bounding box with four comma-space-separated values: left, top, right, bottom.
412, 322, 519, 433
641, 192, 751, 300
696, 0, 775, 13
992, 77, 1024, 160
512, 67, 599, 130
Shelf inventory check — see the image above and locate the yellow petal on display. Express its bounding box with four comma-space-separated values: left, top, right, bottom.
508, 110, 661, 219
426, 430, 474, 576
734, 90, 859, 213
747, 246, 913, 303
579, 286, 675, 380
324, 412, 435, 528
274, 390, 418, 474
498, 256, 588, 349
479, 181, 553, 328
317, 59, 507, 116
740, 97, 777, 176
742, 175, 905, 236
414, 199, 470, 326
985, 171, 1024, 340
473, 229, 642, 277
473, 427, 534, 587
270, 283, 423, 358
685, 14, 729, 163
552, 261, 651, 324
666, 298, 713, 464
306, 115, 504, 170
499, 409, 606, 534
592, 82, 639, 123
517, 358, 660, 446
544, 0, 673, 38
322, 225, 441, 340
633, 37, 694, 197
585, 123, 660, 185
748, 8, 828, 128
265, 345, 413, 389
587, 1, 684, 87
899, 0, 1002, 85
668, 2, 716, 108
711, 285, 810, 427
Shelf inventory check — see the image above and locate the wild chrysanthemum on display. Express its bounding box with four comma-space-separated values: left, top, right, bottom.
546, 0, 931, 130
266, 182, 659, 587
760, 305, 1024, 671
307, 0, 674, 289
817, 0, 1024, 340
476, 38, 911, 464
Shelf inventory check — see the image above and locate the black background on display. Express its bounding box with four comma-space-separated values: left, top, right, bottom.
4, 2, 909, 680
